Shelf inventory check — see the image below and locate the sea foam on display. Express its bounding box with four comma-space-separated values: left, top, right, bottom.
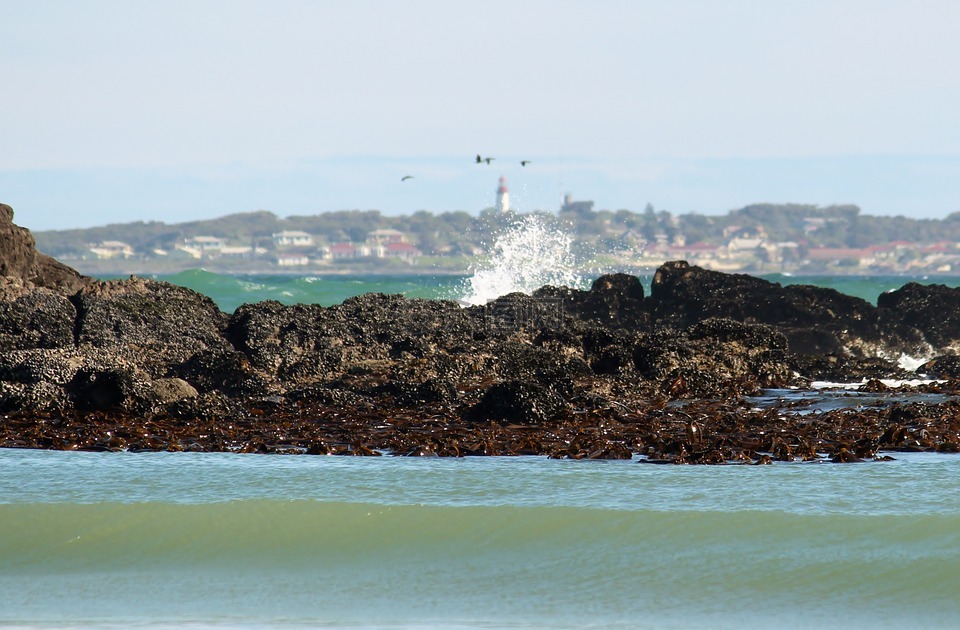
459, 213, 584, 306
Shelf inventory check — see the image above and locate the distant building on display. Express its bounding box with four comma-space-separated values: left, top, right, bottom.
170, 246, 201, 259
88, 240, 134, 259
384, 241, 421, 263
560, 193, 594, 215
220, 246, 266, 259
272, 230, 314, 247
183, 236, 225, 251
366, 228, 407, 245
496, 176, 510, 213
276, 253, 310, 266
726, 236, 766, 254
329, 243, 360, 260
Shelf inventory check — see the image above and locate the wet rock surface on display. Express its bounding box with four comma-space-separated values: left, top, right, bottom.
3, 203, 960, 462
877, 282, 960, 352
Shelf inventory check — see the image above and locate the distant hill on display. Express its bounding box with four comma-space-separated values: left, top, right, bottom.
31, 203, 960, 276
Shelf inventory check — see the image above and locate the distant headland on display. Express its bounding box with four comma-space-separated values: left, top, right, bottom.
31, 199, 960, 277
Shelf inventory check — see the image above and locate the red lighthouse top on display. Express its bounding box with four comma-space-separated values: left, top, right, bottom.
497, 176, 508, 193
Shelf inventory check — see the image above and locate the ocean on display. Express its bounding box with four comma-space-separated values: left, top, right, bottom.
140, 267, 960, 312
3, 449, 960, 628
4, 268, 960, 628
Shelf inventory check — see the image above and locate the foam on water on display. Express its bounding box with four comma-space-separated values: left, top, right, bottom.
897, 352, 931, 371
458, 214, 584, 306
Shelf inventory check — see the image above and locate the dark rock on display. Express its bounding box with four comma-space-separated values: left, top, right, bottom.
633, 318, 796, 397
67, 365, 142, 412
227, 300, 334, 378
0, 203, 90, 294
2, 295, 76, 350
878, 282, 960, 352
228, 294, 475, 387
373, 379, 458, 405
284, 384, 371, 409
0, 380, 70, 412
166, 390, 247, 421
73, 276, 231, 378
0, 279, 77, 351
472, 292, 570, 339
0, 348, 84, 386
780, 327, 846, 356
647, 260, 915, 358
172, 348, 276, 398
916, 355, 960, 379
141, 378, 199, 407
535, 272, 649, 330
589, 344, 635, 376
789, 354, 909, 382
466, 380, 567, 424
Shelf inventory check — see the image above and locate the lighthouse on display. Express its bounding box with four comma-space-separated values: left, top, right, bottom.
495, 176, 510, 213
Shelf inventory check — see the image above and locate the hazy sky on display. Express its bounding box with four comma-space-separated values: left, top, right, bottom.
2, 0, 959, 231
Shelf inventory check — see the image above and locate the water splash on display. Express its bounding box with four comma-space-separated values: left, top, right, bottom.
459, 214, 585, 305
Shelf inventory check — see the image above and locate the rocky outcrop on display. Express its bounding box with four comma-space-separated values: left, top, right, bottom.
533, 272, 649, 330
3, 201, 960, 461
0, 278, 77, 351
0, 203, 90, 295
645, 260, 932, 358
877, 282, 960, 353
73, 275, 231, 379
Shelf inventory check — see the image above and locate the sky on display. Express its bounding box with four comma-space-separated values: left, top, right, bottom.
2, 0, 959, 232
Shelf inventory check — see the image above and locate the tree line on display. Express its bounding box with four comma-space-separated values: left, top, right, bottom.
33, 203, 960, 258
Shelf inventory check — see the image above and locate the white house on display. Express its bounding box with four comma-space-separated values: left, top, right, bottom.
183, 236, 225, 251
88, 241, 134, 259
273, 230, 314, 247
329, 243, 359, 259
220, 246, 267, 259
277, 253, 310, 266
384, 242, 420, 263
366, 228, 406, 245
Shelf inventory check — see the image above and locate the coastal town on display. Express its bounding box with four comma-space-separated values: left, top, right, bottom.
34, 176, 960, 277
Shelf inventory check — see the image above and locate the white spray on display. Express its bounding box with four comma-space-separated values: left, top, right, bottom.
459, 213, 586, 306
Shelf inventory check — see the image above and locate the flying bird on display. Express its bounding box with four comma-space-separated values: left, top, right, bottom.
520, 160, 531, 167
476, 154, 494, 165
401, 175, 414, 181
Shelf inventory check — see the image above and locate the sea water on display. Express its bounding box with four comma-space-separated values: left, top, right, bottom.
148, 268, 960, 315
2, 448, 960, 628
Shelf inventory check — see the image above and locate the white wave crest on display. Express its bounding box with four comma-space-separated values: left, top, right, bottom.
459, 214, 584, 306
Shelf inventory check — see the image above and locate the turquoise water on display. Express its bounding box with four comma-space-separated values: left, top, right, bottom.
146, 269, 960, 313
149, 270, 472, 313
2, 449, 960, 628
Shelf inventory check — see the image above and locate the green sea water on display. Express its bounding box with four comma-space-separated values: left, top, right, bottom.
2, 449, 960, 628
146, 269, 960, 314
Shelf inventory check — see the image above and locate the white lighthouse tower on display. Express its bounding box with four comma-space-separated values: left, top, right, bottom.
495, 176, 510, 213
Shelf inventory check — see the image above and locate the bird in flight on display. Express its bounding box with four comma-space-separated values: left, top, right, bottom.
476, 154, 494, 165
520, 160, 531, 167
401, 175, 414, 181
